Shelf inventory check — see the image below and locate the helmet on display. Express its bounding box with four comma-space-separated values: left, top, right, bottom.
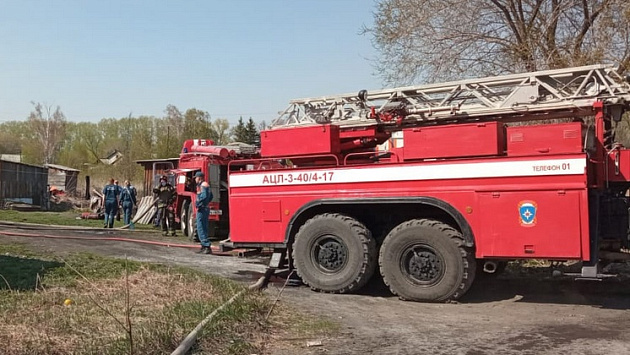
160, 175, 167, 182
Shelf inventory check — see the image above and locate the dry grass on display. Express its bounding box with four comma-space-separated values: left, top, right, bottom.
0, 244, 337, 355
0, 266, 242, 354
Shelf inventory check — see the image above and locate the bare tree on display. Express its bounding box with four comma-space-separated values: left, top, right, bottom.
28, 102, 67, 165
164, 104, 184, 146
364, 0, 630, 84
258, 120, 268, 132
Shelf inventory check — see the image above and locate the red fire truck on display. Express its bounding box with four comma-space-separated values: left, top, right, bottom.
223, 64, 630, 302
169, 139, 258, 241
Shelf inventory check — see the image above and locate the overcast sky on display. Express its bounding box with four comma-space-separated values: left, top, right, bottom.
0, 0, 383, 125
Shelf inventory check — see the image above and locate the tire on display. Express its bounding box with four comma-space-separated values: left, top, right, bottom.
292, 213, 377, 293
379, 219, 476, 302
187, 203, 198, 242
180, 200, 190, 237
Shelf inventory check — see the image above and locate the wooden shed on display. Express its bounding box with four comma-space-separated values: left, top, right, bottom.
0, 159, 48, 207
44, 164, 80, 196
135, 158, 179, 197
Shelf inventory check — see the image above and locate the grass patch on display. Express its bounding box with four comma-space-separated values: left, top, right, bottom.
0, 210, 154, 230
0, 244, 337, 354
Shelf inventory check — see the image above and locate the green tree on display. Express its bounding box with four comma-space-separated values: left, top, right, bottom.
230, 117, 247, 142
183, 108, 215, 143
0, 121, 30, 156
244, 118, 260, 146
211, 118, 231, 145
364, 0, 630, 84
131, 115, 158, 160
156, 106, 216, 157
57, 122, 96, 169
165, 104, 184, 144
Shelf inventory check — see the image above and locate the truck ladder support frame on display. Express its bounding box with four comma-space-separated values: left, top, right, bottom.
270, 64, 630, 130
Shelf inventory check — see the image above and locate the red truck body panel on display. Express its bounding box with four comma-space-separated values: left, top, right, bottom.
506, 122, 584, 157
229, 153, 590, 260
402, 122, 504, 160
261, 125, 341, 157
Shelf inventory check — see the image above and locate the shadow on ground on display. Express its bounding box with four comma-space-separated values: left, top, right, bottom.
463, 273, 630, 309
247, 265, 630, 309
0, 255, 63, 291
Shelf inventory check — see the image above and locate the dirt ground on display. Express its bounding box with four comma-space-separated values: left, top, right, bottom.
2, 225, 630, 355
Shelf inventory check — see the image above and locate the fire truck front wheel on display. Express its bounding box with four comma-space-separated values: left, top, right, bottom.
292, 213, 377, 294
180, 200, 190, 237
187, 203, 198, 242
379, 219, 476, 302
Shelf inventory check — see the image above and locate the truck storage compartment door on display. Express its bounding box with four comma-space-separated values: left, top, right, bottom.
228, 197, 284, 243
476, 190, 582, 258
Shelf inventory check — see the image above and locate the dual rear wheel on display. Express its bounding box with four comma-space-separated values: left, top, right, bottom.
293, 214, 475, 301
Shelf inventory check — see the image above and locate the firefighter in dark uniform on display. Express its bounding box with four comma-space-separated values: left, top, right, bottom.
153, 175, 177, 236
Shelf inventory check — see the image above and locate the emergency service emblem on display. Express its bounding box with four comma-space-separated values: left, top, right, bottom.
518, 200, 537, 227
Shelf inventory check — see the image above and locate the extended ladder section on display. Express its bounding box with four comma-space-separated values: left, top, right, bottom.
270, 64, 630, 130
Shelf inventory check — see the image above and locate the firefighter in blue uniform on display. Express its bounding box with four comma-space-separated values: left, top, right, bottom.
194, 171, 213, 254
102, 178, 121, 228
119, 180, 137, 226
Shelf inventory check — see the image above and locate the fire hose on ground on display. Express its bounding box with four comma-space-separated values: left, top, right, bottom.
0, 221, 281, 353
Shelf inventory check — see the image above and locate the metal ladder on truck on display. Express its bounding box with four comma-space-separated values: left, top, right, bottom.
270, 64, 630, 130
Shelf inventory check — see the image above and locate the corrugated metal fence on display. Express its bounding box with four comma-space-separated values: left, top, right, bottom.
0, 160, 48, 206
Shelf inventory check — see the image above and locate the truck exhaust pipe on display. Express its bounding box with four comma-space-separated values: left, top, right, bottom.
483, 261, 498, 274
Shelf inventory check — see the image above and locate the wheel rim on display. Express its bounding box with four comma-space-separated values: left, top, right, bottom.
400, 244, 445, 285
180, 207, 187, 235
311, 235, 348, 273
188, 206, 196, 241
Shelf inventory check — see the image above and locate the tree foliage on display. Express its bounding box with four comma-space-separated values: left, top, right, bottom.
231, 117, 247, 143
230, 117, 259, 145
0, 105, 263, 189
365, 0, 630, 84
0, 121, 30, 155
211, 118, 231, 145
0, 104, 266, 187
244, 118, 260, 146
158, 106, 216, 157
27, 102, 67, 164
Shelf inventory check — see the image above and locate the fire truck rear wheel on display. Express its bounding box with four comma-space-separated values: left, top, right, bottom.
293, 213, 377, 294
379, 219, 476, 302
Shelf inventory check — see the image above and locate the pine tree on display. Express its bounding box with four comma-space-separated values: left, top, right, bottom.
244, 118, 260, 146
231, 117, 247, 142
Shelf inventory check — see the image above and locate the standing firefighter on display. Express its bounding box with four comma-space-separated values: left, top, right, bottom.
114, 180, 121, 221
194, 171, 213, 254
153, 175, 176, 236
102, 178, 121, 228
119, 180, 137, 226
